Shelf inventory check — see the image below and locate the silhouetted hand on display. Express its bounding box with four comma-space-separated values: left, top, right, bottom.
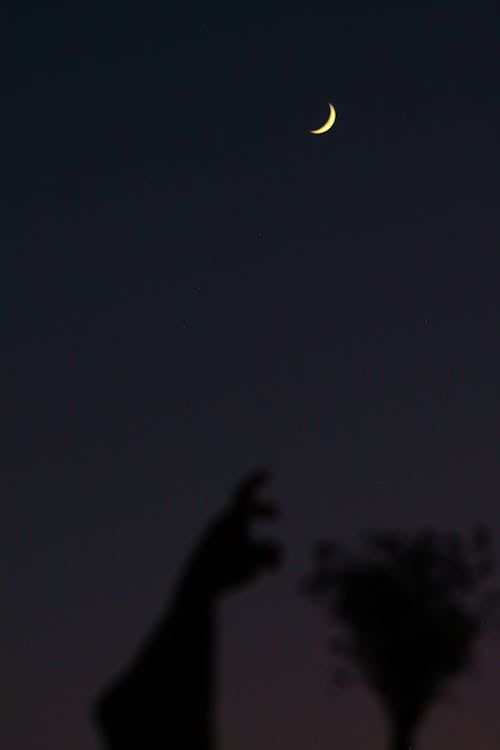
95, 469, 282, 750
181, 468, 282, 598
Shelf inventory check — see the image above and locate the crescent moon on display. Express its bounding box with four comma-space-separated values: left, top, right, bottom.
309, 103, 336, 134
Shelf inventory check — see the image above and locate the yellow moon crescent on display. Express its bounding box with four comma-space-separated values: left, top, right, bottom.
309, 103, 336, 134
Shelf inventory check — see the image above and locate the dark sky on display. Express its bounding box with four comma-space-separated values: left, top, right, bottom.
1, 1, 499, 748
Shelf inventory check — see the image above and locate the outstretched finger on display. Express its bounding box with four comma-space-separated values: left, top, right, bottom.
230, 468, 278, 521
232, 468, 270, 502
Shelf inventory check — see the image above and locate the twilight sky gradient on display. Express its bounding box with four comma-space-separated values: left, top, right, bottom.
1, 2, 499, 748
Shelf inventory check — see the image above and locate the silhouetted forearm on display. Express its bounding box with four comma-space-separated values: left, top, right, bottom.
95, 470, 279, 749
95, 560, 218, 750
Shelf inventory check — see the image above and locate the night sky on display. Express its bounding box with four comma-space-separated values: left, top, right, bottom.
2, 2, 499, 749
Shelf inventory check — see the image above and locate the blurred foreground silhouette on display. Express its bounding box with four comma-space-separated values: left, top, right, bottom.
94, 472, 498, 750
94, 470, 281, 749
303, 525, 499, 750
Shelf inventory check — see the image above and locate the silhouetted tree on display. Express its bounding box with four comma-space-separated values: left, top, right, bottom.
303, 525, 499, 750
